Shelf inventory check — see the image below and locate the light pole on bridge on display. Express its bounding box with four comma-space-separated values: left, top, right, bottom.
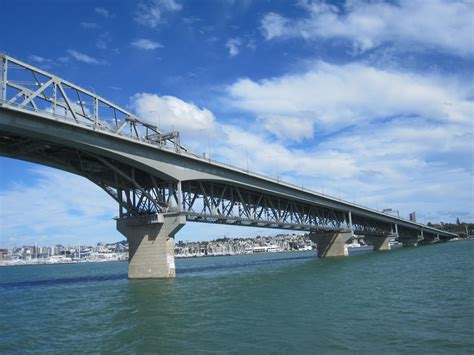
235, 144, 249, 174
198, 128, 211, 162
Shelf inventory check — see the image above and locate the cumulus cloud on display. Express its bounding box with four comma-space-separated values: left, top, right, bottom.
135, 0, 182, 28
227, 61, 473, 140
260, 0, 474, 56
131, 93, 215, 134
225, 38, 242, 57
131, 38, 163, 50
67, 49, 106, 65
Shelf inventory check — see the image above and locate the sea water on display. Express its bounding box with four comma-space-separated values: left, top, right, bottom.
1, 240, 473, 353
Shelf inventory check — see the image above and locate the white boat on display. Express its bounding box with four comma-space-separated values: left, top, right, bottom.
347, 241, 362, 248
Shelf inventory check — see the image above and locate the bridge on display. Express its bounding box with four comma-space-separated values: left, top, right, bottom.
0, 54, 457, 278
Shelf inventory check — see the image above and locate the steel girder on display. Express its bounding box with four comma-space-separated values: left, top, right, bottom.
181, 180, 349, 232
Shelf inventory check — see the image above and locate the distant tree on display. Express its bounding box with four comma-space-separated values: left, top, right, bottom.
427, 222, 433, 226
456, 217, 461, 225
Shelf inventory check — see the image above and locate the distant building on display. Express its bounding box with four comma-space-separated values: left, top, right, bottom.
409, 212, 416, 222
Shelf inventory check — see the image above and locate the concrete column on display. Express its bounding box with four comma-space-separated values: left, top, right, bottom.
177, 181, 183, 212
310, 230, 352, 258
117, 212, 186, 279
365, 235, 391, 251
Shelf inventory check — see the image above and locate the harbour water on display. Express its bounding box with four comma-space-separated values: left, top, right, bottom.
1, 241, 473, 353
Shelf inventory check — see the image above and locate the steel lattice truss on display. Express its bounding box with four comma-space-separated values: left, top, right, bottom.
181, 181, 350, 232
2, 133, 395, 235
0, 54, 184, 152
64, 151, 352, 232
351, 215, 393, 236
84, 155, 391, 234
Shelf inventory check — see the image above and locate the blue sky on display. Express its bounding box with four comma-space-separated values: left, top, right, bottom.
0, 0, 473, 247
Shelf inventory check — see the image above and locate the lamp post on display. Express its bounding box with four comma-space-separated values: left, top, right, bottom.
264, 153, 280, 183
276, 159, 279, 183
199, 128, 211, 162
235, 144, 249, 174
300, 168, 304, 190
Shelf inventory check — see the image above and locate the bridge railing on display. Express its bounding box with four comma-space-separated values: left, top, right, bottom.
0, 53, 186, 153
0, 98, 186, 154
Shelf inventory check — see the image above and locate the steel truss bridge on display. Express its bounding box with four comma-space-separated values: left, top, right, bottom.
0, 54, 456, 244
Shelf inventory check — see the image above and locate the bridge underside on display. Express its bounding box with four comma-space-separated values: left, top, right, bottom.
0, 130, 396, 233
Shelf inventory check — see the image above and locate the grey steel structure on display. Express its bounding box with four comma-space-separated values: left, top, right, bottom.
0, 54, 457, 278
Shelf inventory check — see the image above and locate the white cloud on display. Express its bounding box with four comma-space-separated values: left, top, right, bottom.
227, 61, 473, 140
260, 12, 288, 40
258, 115, 314, 141
314, 118, 474, 220
225, 38, 242, 57
135, 0, 182, 28
96, 32, 112, 50
131, 38, 163, 50
80, 22, 99, 29
261, 0, 474, 56
95, 7, 113, 18
0, 168, 119, 247
67, 49, 105, 65
131, 93, 215, 134
29, 55, 48, 64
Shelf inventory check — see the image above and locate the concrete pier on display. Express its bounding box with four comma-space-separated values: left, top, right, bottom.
117, 212, 186, 279
310, 230, 352, 257
364, 234, 393, 251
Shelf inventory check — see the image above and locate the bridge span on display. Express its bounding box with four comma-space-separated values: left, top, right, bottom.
0, 54, 457, 278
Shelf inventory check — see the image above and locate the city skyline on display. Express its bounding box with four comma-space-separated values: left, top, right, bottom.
1, 0, 473, 248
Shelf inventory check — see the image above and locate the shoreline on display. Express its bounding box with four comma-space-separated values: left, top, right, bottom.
0, 249, 316, 267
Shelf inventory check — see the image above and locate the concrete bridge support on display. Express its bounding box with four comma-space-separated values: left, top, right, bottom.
365, 235, 392, 251
117, 212, 186, 279
310, 230, 352, 258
